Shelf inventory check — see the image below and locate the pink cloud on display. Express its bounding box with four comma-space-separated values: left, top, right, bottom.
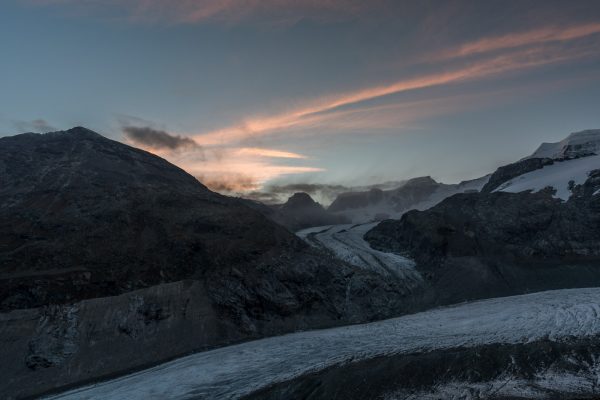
235, 147, 308, 159
192, 39, 599, 146
140, 142, 321, 192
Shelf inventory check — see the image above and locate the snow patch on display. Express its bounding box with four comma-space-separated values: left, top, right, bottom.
528, 129, 600, 159
495, 155, 600, 200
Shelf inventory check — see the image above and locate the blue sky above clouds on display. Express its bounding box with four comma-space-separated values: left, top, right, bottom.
2, 0, 600, 201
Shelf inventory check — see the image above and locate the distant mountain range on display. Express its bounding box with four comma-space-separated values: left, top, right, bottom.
326, 175, 488, 223
258, 175, 490, 230
268, 129, 600, 229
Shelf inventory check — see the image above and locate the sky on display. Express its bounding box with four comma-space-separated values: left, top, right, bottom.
2, 0, 600, 204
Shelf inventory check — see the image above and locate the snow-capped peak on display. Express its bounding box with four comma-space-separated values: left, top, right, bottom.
528, 129, 600, 160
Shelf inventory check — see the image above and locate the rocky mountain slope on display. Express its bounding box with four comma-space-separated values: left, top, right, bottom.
365, 129, 600, 304
0, 128, 412, 399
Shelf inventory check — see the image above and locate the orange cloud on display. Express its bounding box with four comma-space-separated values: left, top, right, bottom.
183, 157, 322, 180
184, 158, 324, 190
235, 147, 307, 159
139, 142, 322, 193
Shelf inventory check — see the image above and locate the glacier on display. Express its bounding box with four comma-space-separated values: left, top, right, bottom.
46, 288, 600, 400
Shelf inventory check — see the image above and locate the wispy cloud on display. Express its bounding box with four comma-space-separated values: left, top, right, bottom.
184, 156, 324, 194
434, 22, 600, 60
193, 38, 599, 146
179, 155, 323, 184
235, 147, 307, 159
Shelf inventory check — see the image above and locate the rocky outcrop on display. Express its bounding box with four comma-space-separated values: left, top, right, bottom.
270, 192, 348, 231
0, 128, 413, 398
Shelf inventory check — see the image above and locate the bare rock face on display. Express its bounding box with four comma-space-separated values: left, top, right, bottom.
0, 128, 412, 398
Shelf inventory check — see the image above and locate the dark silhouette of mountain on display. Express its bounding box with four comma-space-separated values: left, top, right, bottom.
270, 192, 348, 231
0, 127, 411, 398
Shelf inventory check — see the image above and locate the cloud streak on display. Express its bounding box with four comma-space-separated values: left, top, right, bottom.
235, 147, 307, 159
435, 22, 600, 61
193, 37, 599, 146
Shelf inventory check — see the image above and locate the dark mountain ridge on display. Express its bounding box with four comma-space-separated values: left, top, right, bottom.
0, 127, 413, 398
